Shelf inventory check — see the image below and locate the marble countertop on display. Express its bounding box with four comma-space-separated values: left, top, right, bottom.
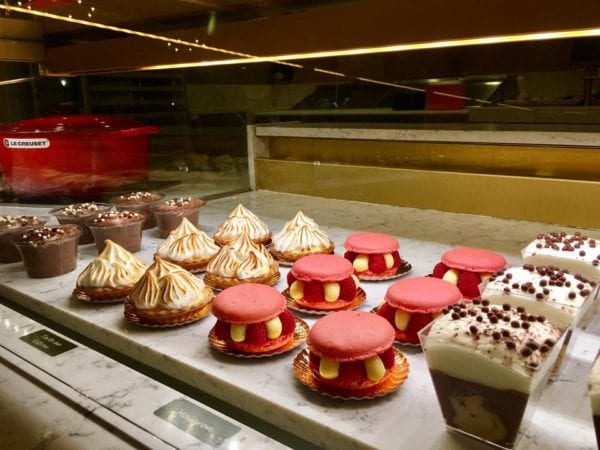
0, 190, 599, 449
253, 124, 600, 148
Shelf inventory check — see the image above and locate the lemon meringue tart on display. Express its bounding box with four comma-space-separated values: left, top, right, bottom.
204, 232, 280, 290
156, 218, 219, 273
270, 211, 334, 263
74, 239, 148, 302
125, 256, 214, 326
213, 204, 271, 246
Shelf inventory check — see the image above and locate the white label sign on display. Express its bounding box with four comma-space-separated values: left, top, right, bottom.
3, 138, 50, 149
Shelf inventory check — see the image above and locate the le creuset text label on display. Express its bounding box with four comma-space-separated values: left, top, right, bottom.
20, 329, 77, 356
3, 138, 50, 149
154, 398, 240, 446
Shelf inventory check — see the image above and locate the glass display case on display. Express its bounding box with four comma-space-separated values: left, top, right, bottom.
1, 1, 599, 448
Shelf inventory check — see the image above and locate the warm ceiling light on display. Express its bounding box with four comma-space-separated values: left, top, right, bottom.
0, 77, 34, 86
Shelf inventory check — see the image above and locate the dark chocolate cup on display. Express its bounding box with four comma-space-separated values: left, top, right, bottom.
150, 200, 203, 238
51, 203, 111, 245
11, 225, 82, 278
86, 213, 146, 253
110, 193, 164, 230
0, 217, 49, 264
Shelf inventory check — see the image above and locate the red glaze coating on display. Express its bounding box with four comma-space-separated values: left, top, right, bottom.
441, 247, 507, 273
291, 254, 353, 282
308, 311, 395, 362
344, 232, 399, 254
212, 283, 286, 324
385, 277, 462, 313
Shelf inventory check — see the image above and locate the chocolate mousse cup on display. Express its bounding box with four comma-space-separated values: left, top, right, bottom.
150, 197, 204, 238
51, 203, 111, 245
110, 192, 163, 230
419, 301, 565, 449
0, 216, 48, 263
86, 211, 146, 253
11, 225, 82, 278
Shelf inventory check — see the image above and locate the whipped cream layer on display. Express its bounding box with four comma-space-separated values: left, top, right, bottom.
425, 300, 562, 393
482, 265, 597, 328
129, 257, 210, 310
522, 232, 600, 281
207, 232, 275, 279
156, 218, 219, 262
589, 353, 600, 414
77, 240, 148, 288
214, 204, 270, 243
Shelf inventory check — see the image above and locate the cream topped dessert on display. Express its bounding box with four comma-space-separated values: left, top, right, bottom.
588, 352, 600, 449
482, 264, 597, 328
111, 191, 163, 229
271, 211, 334, 263
421, 300, 563, 448
522, 232, 600, 281
126, 256, 213, 326
75, 240, 147, 301
86, 210, 145, 253
204, 232, 279, 289
0, 215, 48, 263
156, 218, 219, 272
213, 204, 271, 246
150, 197, 205, 238
51, 202, 111, 244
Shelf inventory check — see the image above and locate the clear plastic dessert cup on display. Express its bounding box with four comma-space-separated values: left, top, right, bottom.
419, 317, 566, 449
150, 197, 204, 238
110, 192, 164, 230
588, 351, 600, 450
51, 203, 111, 245
11, 225, 82, 278
0, 216, 48, 263
86, 212, 146, 253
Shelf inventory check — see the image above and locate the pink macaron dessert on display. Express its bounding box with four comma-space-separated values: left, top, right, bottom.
376, 277, 462, 345
307, 311, 396, 390
343, 232, 403, 279
211, 283, 296, 354
432, 247, 507, 298
286, 254, 360, 311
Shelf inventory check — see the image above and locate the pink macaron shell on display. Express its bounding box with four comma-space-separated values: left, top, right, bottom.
385, 277, 462, 313
441, 247, 507, 273
291, 254, 354, 282
344, 232, 399, 254
307, 311, 395, 362
212, 283, 286, 324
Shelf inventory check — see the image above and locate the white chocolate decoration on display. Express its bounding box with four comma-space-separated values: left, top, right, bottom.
290, 281, 304, 300
384, 253, 394, 269
265, 317, 282, 339
230, 324, 247, 342
394, 310, 411, 331
442, 268, 459, 285
207, 233, 275, 280
214, 204, 270, 244
353, 255, 369, 272
365, 356, 386, 381
324, 282, 340, 302
319, 358, 340, 379
77, 240, 148, 288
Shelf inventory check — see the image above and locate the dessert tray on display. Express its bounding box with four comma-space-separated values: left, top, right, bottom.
208, 317, 309, 358
357, 260, 412, 281
283, 287, 367, 316
292, 348, 409, 400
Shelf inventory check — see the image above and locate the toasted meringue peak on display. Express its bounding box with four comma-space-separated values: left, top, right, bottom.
130, 256, 210, 310
214, 204, 270, 244
207, 232, 275, 279
77, 240, 148, 288
272, 219, 332, 254
280, 210, 318, 233
156, 218, 219, 262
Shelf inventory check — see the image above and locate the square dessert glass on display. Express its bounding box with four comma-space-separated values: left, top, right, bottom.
86, 213, 146, 253
110, 192, 164, 230
51, 203, 111, 245
11, 225, 82, 278
0, 216, 48, 263
418, 322, 566, 449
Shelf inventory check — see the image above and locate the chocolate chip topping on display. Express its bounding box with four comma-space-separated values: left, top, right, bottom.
0, 215, 43, 230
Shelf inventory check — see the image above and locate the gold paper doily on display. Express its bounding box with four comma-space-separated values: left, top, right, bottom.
293, 347, 409, 400
208, 317, 309, 358
357, 261, 412, 281
283, 287, 367, 316
123, 301, 212, 328
72, 287, 129, 304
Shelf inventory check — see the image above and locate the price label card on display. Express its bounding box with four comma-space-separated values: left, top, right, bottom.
20, 329, 77, 357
